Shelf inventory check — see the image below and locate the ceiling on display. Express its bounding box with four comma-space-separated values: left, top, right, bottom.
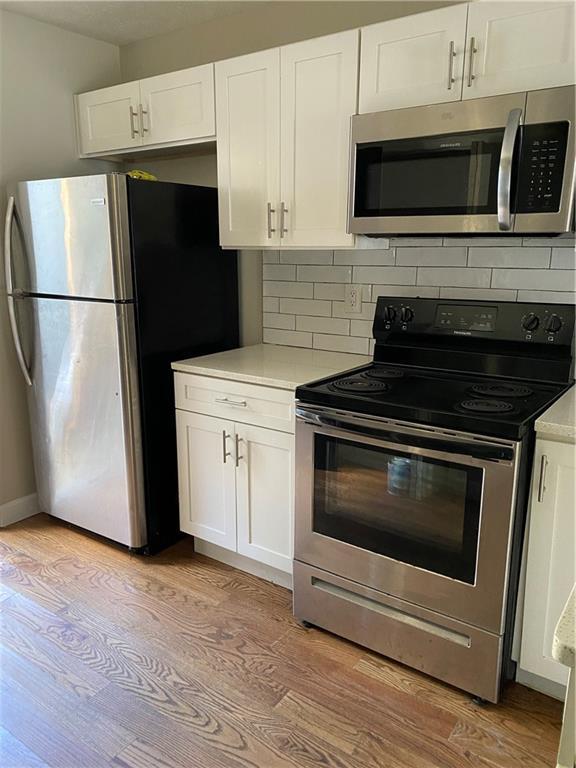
0, 1, 265, 45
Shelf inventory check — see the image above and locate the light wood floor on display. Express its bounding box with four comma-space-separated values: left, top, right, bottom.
0, 514, 562, 768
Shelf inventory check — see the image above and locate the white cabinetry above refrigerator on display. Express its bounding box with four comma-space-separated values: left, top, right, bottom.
76, 64, 215, 156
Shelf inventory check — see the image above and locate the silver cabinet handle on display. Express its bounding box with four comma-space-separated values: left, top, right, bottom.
235, 433, 243, 467
215, 396, 247, 407
497, 108, 522, 231
467, 37, 477, 87
129, 106, 140, 138
267, 202, 276, 239
280, 202, 288, 238
447, 41, 456, 90
4, 196, 32, 387
537, 454, 548, 503
139, 104, 149, 134
222, 430, 231, 463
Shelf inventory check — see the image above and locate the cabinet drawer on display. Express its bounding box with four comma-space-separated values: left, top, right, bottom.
174, 373, 294, 433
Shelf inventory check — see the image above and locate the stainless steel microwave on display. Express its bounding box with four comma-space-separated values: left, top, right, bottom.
348, 86, 575, 235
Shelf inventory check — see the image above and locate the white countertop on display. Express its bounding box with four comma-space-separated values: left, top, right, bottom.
172, 344, 371, 390
553, 585, 575, 669
535, 386, 576, 443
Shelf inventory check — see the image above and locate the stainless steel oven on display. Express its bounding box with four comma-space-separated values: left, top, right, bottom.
348, 86, 575, 235
294, 405, 521, 702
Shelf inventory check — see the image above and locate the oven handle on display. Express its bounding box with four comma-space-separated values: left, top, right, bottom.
296, 407, 515, 462
497, 107, 522, 231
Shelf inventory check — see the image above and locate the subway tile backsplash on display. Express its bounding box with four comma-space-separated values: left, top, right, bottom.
261, 236, 576, 353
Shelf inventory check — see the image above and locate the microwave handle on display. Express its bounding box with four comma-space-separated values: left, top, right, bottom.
497, 108, 522, 231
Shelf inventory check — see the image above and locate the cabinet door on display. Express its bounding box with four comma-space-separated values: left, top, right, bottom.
215, 50, 281, 248
359, 5, 468, 113
140, 65, 215, 146
280, 31, 357, 249
236, 425, 294, 573
464, 2, 575, 99
176, 411, 236, 551
520, 439, 576, 686
76, 82, 141, 154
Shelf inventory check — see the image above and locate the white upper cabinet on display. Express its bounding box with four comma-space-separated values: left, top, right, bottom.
139, 64, 215, 145
463, 2, 576, 99
280, 31, 357, 248
215, 50, 281, 248
359, 5, 469, 113
76, 82, 142, 154
215, 32, 358, 249
76, 65, 216, 156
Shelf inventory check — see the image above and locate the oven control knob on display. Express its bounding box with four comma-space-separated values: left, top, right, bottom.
521, 313, 540, 332
383, 305, 397, 322
400, 307, 414, 323
545, 314, 562, 333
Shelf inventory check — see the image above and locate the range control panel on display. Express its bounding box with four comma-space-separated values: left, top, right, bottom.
516, 122, 569, 213
373, 297, 575, 346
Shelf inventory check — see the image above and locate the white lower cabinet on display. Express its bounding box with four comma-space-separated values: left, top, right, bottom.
236, 424, 294, 572
520, 438, 576, 689
176, 411, 237, 551
175, 375, 294, 575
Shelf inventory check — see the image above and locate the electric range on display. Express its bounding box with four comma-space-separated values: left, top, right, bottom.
293, 296, 574, 703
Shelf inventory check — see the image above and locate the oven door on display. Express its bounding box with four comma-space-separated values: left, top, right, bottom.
349, 91, 527, 235
295, 406, 521, 634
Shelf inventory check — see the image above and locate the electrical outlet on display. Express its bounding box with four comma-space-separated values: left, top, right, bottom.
344, 284, 362, 313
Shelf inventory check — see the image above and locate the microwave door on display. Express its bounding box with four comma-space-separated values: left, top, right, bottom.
349, 92, 527, 235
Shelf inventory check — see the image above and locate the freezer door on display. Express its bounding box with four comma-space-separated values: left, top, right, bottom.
14, 174, 133, 300
27, 297, 146, 547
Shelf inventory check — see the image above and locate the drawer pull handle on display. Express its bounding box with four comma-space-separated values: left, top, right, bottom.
215, 397, 247, 407
222, 430, 231, 464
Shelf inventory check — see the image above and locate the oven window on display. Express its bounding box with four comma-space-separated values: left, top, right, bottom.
313, 435, 483, 584
354, 128, 505, 217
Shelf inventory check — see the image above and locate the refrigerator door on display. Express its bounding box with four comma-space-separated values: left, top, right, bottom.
27, 296, 146, 547
14, 174, 133, 300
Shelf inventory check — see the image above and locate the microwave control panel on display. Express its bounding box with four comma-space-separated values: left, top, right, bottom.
516, 122, 569, 213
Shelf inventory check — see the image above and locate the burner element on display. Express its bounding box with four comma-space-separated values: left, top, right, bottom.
330, 377, 391, 394
470, 383, 534, 399
459, 399, 515, 414
363, 367, 405, 381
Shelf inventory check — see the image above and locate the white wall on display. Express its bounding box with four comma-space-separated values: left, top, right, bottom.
121, 1, 457, 80
0, 10, 121, 508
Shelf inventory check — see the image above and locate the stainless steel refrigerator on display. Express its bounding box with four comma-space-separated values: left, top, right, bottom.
4, 174, 238, 552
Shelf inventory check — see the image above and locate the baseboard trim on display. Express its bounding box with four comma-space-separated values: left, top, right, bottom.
516, 667, 567, 701
194, 539, 293, 590
0, 493, 39, 527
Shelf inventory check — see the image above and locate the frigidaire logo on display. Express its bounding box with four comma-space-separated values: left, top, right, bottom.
453, 330, 472, 336
440, 142, 462, 148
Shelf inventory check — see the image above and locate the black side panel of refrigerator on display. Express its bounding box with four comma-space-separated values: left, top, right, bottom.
126, 178, 239, 553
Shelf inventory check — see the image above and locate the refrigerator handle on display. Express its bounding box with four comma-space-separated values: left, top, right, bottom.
4, 196, 32, 386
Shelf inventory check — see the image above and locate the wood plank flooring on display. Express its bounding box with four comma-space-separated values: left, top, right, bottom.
0, 514, 562, 768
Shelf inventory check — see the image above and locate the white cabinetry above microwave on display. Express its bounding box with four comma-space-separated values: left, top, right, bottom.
76, 64, 215, 156
359, 4, 469, 112
360, 1, 575, 113
215, 30, 358, 249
